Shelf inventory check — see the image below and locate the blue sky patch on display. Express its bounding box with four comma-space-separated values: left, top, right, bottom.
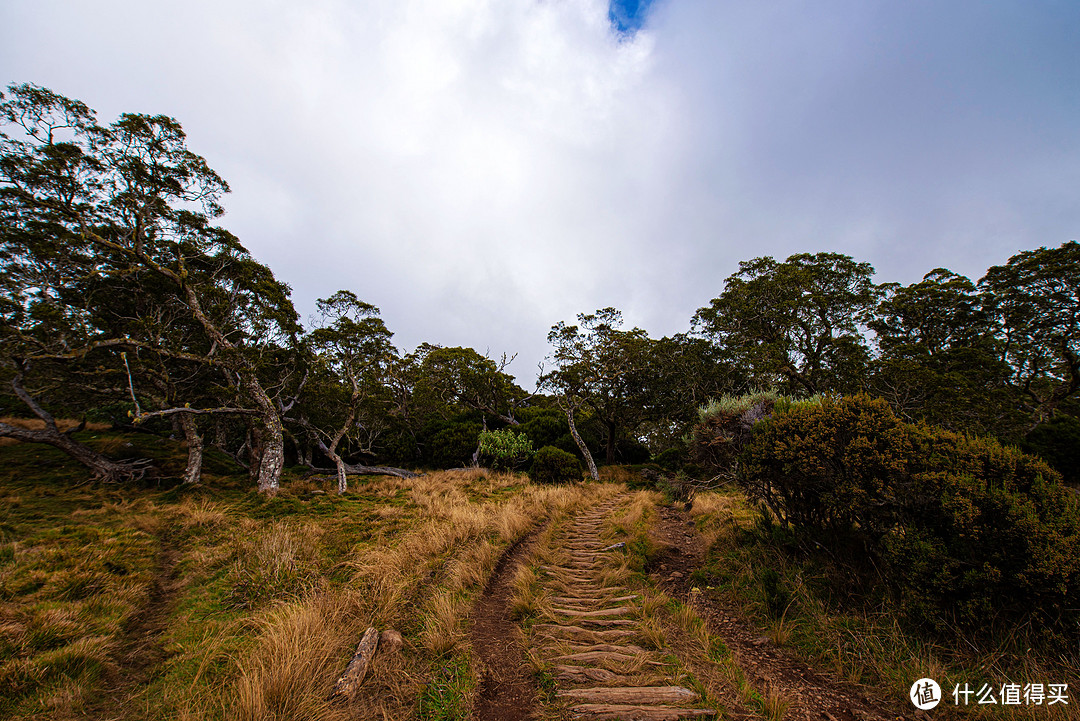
609, 0, 654, 34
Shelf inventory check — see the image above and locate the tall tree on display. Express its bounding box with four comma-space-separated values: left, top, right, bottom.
694, 252, 880, 395
869, 268, 1016, 435
294, 291, 413, 492
0, 83, 300, 492
541, 308, 652, 470
413, 346, 529, 426
981, 241, 1080, 427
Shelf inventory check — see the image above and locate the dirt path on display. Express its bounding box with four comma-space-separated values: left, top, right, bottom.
82, 537, 182, 720
649, 504, 912, 721
526, 494, 719, 720
471, 525, 547, 721
472, 491, 916, 720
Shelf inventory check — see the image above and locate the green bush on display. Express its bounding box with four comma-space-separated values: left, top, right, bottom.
690, 390, 808, 480
427, 421, 482, 468
737, 393, 1080, 636
1022, 414, 1080, 485
477, 428, 534, 470
528, 446, 582, 485
885, 425, 1080, 633
652, 447, 687, 471
737, 394, 911, 541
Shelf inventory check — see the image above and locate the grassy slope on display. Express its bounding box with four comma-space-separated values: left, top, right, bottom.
0, 430, 591, 720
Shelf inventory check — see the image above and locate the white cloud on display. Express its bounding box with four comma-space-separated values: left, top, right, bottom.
3, 0, 1079, 384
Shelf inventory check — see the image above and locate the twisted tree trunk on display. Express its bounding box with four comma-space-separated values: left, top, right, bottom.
178, 412, 204, 485
564, 401, 599, 481
1, 372, 146, 482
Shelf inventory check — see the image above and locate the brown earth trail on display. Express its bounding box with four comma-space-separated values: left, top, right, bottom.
471, 490, 914, 720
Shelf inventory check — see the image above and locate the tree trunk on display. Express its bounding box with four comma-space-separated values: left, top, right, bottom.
0, 420, 143, 482
331, 452, 348, 494
242, 373, 284, 495
565, 404, 599, 481
178, 412, 203, 485
1, 371, 146, 482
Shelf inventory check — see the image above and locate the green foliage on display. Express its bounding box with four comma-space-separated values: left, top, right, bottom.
981, 241, 1080, 425
738, 394, 911, 539
690, 390, 807, 480
528, 446, 582, 484
1021, 414, 1080, 485
737, 394, 1080, 636
427, 421, 483, 469
694, 253, 880, 395
870, 269, 1020, 438
652, 446, 687, 471
417, 656, 473, 720
477, 428, 534, 470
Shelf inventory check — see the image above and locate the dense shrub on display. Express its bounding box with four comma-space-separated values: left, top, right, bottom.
653, 446, 687, 471
690, 390, 792, 480
737, 394, 1080, 635
477, 428, 534, 470
528, 446, 582, 484
886, 425, 1080, 632
1021, 414, 1080, 485
519, 408, 566, 450
427, 421, 482, 468
737, 394, 911, 541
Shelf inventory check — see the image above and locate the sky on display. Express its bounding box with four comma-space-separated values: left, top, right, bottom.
3, 0, 1079, 386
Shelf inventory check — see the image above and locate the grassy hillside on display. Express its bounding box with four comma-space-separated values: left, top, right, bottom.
0, 430, 600, 720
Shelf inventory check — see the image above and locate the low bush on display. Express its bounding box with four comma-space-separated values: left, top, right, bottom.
477, 428, 534, 470
690, 390, 808, 481
1022, 414, 1080, 485
737, 394, 911, 542
736, 393, 1080, 637
528, 446, 581, 484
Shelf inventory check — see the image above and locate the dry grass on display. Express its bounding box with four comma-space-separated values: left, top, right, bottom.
212, 471, 602, 721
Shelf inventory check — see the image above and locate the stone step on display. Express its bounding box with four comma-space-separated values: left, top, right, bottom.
553, 650, 659, 665
561, 643, 646, 655
532, 625, 637, 642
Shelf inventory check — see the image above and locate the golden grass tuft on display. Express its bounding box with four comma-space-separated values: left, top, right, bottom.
231, 600, 343, 721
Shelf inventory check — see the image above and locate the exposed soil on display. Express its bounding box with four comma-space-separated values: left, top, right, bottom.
471, 525, 547, 721
83, 536, 183, 720
649, 504, 914, 721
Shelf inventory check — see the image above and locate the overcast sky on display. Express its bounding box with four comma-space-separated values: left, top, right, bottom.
4, 0, 1079, 385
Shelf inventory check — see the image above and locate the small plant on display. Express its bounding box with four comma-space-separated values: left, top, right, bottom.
477, 428, 534, 470
528, 446, 581, 484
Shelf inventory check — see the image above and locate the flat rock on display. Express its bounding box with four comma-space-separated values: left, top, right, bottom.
558, 686, 700, 704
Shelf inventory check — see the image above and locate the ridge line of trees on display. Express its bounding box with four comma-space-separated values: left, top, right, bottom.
2, 83, 1078, 490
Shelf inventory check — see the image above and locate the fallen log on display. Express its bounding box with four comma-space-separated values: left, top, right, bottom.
331, 627, 379, 701
307, 463, 422, 479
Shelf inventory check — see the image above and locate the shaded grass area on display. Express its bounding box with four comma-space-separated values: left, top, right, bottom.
687, 488, 1080, 721
0, 430, 583, 720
